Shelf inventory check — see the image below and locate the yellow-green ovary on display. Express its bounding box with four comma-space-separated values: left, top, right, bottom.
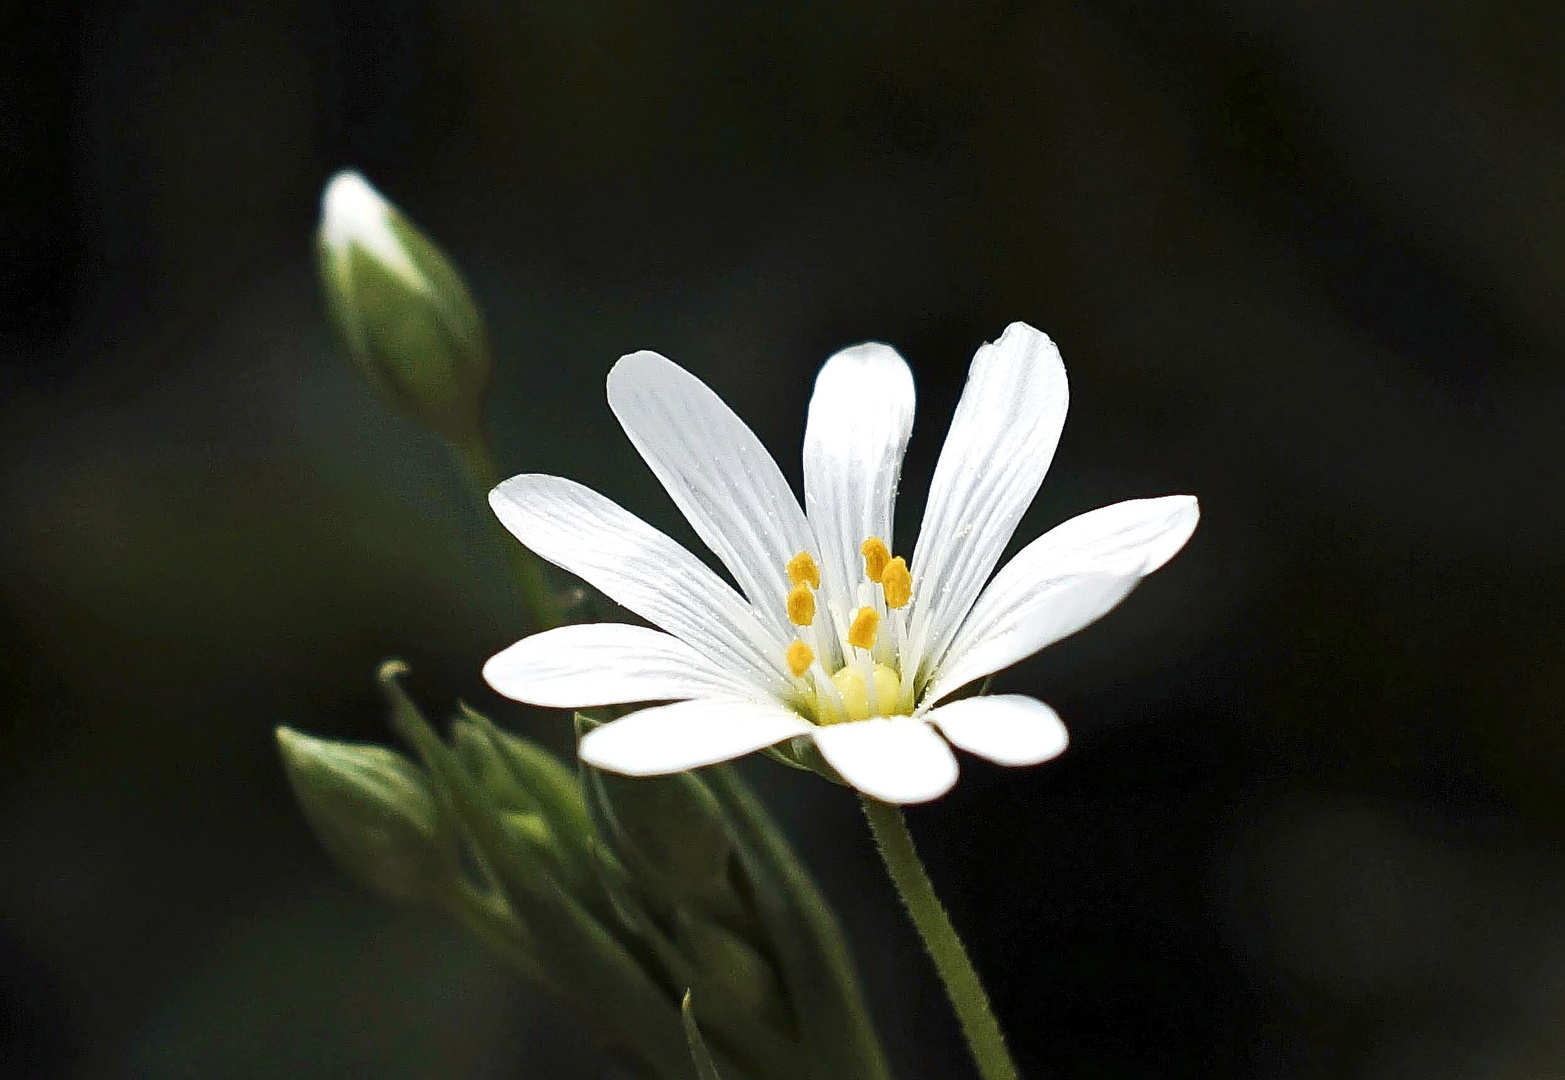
826, 663, 902, 722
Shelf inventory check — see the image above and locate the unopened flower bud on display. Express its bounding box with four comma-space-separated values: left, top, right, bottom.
276, 726, 451, 904
674, 913, 790, 1032
451, 716, 539, 815
587, 764, 734, 904
316, 170, 492, 441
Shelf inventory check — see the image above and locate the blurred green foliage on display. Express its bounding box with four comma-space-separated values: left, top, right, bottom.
281, 663, 889, 1080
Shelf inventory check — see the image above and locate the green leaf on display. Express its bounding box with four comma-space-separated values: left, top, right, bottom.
682, 992, 723, 1080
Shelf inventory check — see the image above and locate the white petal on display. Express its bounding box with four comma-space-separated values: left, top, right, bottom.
1016, 495, 1200, 577
579, 698, 814, 776
490, 475, 789, 691
922, 495, 1200, 704
927, 694, 1068, 767
319, 172, 423, 291
810, 718, 959, 804
922, 573, 1139, 708
483, 623, 758, 708
803, 342, 916, 645
908, 323, 1069, 672
608, 351, 815, 626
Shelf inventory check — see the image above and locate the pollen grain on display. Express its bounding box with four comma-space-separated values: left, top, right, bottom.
786, 639, 814, 677
786, 550, 820, 589
860, 537, 891, 583
786, 584, 816, 626
881, 557, 912, 609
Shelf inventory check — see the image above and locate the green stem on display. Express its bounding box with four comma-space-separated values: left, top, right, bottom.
448, 430, 559, 629
861, 797, 1019, 1080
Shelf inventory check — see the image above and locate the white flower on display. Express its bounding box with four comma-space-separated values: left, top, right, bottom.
483, 323, 1198, 803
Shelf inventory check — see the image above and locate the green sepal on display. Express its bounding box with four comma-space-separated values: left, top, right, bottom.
585, 837, 660, 940
376, 662, 691, 1080
671, 911, 794, 1042
759, 742, 814, 774
682, 992, 724, 1080
275, 725, 451, 905
464, 706, 591, 850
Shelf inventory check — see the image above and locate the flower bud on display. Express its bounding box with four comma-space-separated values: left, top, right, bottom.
452, 719, 588, 889
316, 170, 492, 441
451, 716, 539, 815
673, 913, 790, 1033
454, 708, 596, 885
276, 726, 451, 904
586, 763, 734, 906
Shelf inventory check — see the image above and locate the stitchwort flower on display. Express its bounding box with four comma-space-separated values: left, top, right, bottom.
484, 323, 1198, 803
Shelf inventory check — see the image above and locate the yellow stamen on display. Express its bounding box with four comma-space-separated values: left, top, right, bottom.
881, 556, 912, 609
860, 537, 891, 583
846, 606, 880, 650
786, 639, 814, 677
786, 550, 820, 589
786, 584, 816, 626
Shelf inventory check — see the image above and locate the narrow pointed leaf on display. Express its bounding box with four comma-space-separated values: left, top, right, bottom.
682, 992, 724, 1080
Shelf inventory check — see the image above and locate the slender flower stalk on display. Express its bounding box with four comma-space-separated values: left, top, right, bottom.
863, 797, 1017, 1080
448, 429, 560, 630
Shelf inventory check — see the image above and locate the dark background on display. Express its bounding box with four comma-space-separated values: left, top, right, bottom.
4, 1, 1565, 1077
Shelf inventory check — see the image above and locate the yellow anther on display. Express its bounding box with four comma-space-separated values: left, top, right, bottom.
860, 537, 891, 583
786, 639, 814, 677
881, 557, 912, 609
846, 606, 880, 650
786, 584, 816, 626
786, 550, 820, 589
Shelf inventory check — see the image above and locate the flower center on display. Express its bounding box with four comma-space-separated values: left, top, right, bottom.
781, 539, 916, 724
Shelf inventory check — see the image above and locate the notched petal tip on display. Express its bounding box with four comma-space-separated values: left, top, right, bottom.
985, 321, 1065, 385
995, 319, 1050, 344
